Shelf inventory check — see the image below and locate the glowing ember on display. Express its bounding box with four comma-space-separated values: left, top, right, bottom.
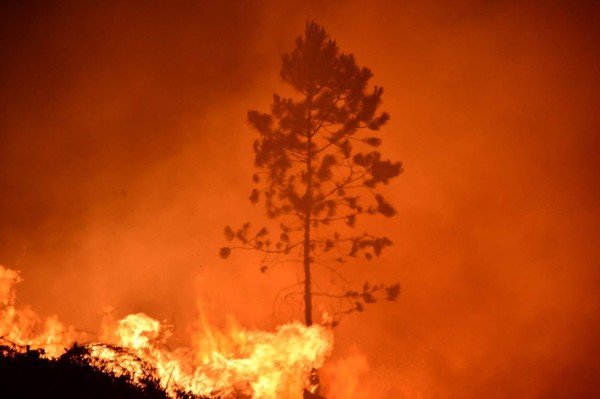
0, 264, 333, 398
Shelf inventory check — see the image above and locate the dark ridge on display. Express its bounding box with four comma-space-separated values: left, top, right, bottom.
0, 340, 206, 399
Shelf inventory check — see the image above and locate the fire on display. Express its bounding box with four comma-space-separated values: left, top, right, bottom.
0, 264, 333, 398
0, 266, 84, 358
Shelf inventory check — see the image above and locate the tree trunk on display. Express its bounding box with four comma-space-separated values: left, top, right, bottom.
304, 95, 313, 326
303, 206, 312, 326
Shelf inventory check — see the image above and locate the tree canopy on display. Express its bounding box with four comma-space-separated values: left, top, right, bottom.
221, 21, 402, 326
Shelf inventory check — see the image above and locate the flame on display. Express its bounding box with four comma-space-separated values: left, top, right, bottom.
0, 264, 333, 398
0, 266, 84, 357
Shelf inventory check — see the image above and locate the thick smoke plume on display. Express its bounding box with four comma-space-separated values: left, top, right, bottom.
1, 1, 599, 397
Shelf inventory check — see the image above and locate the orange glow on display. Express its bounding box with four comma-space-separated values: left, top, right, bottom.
1, 1, 599, 398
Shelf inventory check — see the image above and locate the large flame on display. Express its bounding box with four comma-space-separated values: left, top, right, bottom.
0, 264, 333, 398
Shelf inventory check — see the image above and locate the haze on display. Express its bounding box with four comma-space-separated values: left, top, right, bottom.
1, 1, 599, 398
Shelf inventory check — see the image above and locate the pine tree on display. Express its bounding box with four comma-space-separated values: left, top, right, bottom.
220, 22, 401, 326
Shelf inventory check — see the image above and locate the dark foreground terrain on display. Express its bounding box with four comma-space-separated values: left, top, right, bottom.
0, 341, 197, 399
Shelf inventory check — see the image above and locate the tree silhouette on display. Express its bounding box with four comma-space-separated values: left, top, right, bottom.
221, 22, 401, 326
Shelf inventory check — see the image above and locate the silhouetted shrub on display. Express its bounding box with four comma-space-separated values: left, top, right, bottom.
0, 340, 205, 399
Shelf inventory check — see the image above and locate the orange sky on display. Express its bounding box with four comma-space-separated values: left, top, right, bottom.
1, 1, 599, 398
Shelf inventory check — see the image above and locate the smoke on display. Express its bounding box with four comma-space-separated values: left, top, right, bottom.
1, 0, 599, 398
322, 350, 370, 399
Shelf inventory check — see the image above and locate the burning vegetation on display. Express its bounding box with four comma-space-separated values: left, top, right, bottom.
0, 22, 397, 399
0, 264, 333, 399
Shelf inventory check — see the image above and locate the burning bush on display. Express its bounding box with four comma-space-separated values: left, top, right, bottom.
0, 264, 333, 399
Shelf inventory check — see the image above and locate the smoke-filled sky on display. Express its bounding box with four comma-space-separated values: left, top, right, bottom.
1, 1, 599, 398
